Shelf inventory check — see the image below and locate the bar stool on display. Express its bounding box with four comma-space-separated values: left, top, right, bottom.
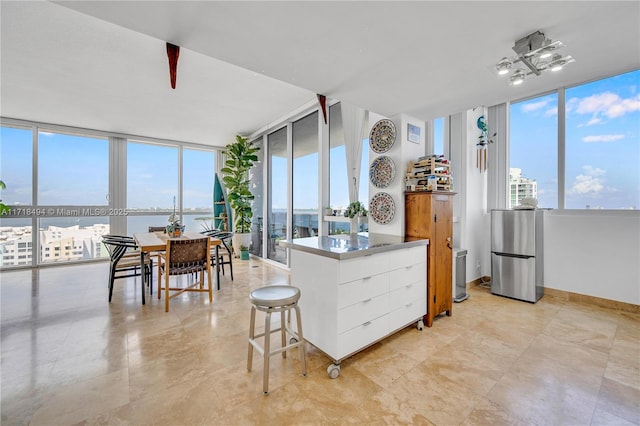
247, 285, 307, 395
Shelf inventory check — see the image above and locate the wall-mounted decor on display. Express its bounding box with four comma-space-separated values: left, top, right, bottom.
369, 119, 396, 153
369, 155, 396, 188
369, 192, 395, 224
407, 123, 420, 143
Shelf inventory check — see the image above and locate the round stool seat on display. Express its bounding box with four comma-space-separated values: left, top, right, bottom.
250, 285, 300, 308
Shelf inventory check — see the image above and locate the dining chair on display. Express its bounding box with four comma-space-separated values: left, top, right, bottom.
102, 234, 153, 302
157, 236, 213, 312
210, 231, 234, 281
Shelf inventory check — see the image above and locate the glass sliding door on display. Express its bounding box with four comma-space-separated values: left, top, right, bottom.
267, 127, 288, 264
182, 148, 215, 233
292, 112, 319, 239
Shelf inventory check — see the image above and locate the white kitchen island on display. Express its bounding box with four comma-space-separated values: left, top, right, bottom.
280, 233, 428, 378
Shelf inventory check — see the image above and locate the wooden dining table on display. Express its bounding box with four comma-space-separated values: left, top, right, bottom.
133, 231, 222, 305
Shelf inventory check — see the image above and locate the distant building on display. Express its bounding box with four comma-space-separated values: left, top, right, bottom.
509, 168, 537, 208
0, 223, 109, 266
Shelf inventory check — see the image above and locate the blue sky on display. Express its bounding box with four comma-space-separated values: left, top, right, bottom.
510, 69, 639, 209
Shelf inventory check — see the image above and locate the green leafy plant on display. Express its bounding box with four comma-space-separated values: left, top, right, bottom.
344, 201, 367, 218
221, 135, 260, 233
0, 180, 10, 215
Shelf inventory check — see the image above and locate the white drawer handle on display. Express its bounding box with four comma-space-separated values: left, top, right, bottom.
406, 284, 413, 289
362, 298, 372, 303
363, 321, 372, 326
362, 276, 372, 280
406, 265, 413, 270
406, 302, 413, 308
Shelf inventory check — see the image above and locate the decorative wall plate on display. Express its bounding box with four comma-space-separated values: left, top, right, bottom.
369, 192, 395, 224
369, 119, 396, 153
369, 155, 396, 188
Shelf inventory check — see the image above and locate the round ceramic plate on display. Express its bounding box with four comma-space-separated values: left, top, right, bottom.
369, 155, 396, 188
369, 119, 396, 153
369, 192, 395, 224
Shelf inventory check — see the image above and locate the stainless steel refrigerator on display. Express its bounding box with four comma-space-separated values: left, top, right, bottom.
490, 209, 545, 303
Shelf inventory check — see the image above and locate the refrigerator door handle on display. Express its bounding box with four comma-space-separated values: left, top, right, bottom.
493, 252, 534, 259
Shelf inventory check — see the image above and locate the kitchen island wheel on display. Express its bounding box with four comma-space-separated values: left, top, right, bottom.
327, 363, 341, 379
417, 319, 424, 331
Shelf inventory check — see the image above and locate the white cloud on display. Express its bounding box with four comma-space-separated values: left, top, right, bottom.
569, 166, 605, 195
569, 92, 640, 126
544, 106, 557, 117
521, 99, 550, 112
582, 134, 625, 143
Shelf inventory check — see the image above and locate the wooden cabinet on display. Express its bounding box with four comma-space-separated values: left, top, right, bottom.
405, 191, 455, 327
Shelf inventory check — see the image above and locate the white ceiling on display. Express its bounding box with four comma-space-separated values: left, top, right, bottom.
2, 1, 638, 148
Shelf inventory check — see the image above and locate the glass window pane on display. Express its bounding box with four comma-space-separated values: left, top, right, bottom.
0, 218, 33, 267
293, 112, 318, 239
565, 69, 640, 209
268, 128, 287, 264
434, 117, 444, 155
183, 148, 215, 212
509, 94, 558, 209
127, 142, 178, 210
329, 104, 349, 212
1, 126, 32, 206
39, 216, 109, 263
38, 131, 108, 205
127, 214, 169, 236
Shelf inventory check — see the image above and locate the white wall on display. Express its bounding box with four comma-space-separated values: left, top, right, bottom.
368, 113, 425, 237
544, 210, 640, 305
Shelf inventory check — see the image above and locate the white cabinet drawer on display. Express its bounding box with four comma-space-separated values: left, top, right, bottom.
389, 281, 425, 310
389, 262, 426, 290
337, 314, 388, 360
338, 273, 388, 309
338, 253, 388, 284
337, 293, 388, 334
388, 297, 426, 332
387, 246, 426, 270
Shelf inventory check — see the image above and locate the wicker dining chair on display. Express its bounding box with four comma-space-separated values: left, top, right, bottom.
157, 237, 212, 312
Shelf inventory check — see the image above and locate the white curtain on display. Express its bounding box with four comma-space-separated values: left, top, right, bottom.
341, 102, 368, 202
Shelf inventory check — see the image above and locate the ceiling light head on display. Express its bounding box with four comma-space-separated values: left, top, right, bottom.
548, 53, 575, 72
510, 69, 526, 85
496, 57, 513, 75
538, 40, 565, 59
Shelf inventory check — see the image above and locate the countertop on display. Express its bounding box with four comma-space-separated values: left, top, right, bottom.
279, 232, 428, 260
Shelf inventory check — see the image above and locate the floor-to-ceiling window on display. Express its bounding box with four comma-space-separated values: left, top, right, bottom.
182, 148, 216, 232
0, 125, 34, 266
292, 112, 319, 239
0, 120, 218, 268
126, 141, 179, 234
267, 127, 288, 264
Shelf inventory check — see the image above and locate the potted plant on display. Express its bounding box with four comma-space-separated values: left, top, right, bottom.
221, 135, 260, 256
344, 201, 367, 234
239, 245, 250, 260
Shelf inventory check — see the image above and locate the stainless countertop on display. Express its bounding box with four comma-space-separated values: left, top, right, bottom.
279, 232, 428, 260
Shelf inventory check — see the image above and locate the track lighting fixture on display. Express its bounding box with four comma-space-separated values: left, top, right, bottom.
496, 30, 575, 85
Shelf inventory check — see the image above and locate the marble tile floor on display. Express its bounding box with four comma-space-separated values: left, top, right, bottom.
1, 259, 638, 426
